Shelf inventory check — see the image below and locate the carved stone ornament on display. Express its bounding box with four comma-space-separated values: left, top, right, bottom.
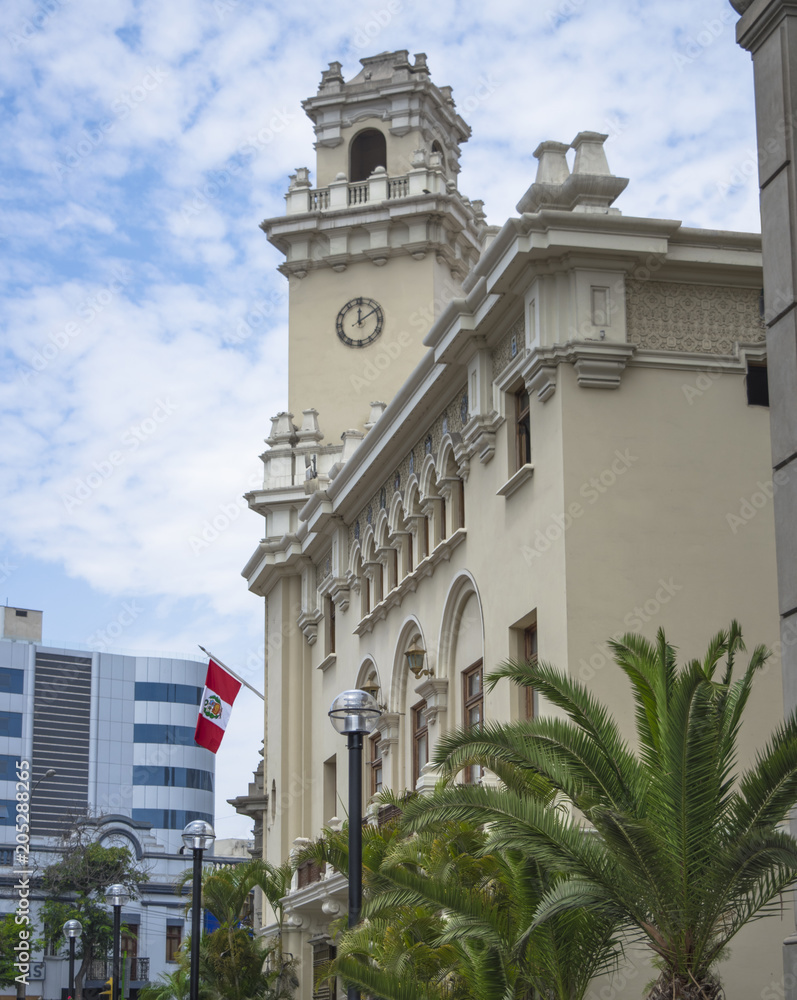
625, 280, 765, 354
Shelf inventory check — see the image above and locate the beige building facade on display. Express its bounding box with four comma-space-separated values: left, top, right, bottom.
238, 51, 785, 1000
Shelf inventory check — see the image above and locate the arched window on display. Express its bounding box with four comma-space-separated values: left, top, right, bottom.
350, 129, 387, 182
431, 140, 446, 170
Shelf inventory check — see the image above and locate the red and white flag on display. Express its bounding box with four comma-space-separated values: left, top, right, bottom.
195, 659, 242, 754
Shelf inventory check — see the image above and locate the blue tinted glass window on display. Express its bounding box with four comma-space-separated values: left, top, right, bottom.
134, 683, 201, 705
0, 714, 22, 738
132, 809, 213, 830
0, 670, 23, 694
133, 766, 213, 792
0, 801, 15, 824
133, 725, 196, 746
0, 756, 20, 780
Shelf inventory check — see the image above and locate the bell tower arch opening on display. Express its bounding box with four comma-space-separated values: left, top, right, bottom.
350, 128, 387, 182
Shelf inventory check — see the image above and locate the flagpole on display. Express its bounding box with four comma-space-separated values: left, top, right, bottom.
198, 646, 265, 701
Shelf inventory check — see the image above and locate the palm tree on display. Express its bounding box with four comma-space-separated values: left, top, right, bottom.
301, 812, 620, 999
403, 623, 797, 999
177, 858, 295, 1000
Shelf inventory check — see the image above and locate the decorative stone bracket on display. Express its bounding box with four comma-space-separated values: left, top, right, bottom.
521, 342, 637, 400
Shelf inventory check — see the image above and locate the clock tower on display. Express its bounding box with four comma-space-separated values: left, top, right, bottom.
262, 50, 489, 443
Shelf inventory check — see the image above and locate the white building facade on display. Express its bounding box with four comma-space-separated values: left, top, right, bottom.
238, 51, 784, 1000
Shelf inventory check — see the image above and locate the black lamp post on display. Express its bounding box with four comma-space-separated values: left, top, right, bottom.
104, 885, 130, 1000
63, 919, 82, 1000
181, 820, 215, 1000
328, 689, 382, 1000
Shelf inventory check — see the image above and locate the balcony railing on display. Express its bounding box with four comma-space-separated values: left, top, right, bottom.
87, 957, 150, 983
291, 168, 446, 216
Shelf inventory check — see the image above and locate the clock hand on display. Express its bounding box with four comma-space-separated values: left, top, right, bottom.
358, 307, 377, 323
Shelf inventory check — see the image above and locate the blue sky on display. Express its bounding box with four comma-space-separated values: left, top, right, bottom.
0, 0, 763, 839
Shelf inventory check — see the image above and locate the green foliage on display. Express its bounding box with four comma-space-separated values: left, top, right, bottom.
0, 912, 42, 987
404, 623, 797, 999
300, 814, 620, 1000
39, 834, 146, 1000
177, 859, 296, 1000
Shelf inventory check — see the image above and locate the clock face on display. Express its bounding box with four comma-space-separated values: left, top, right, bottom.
336, 297, 384, 348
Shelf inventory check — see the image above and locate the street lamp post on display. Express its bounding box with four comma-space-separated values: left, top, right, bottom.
104, 885, 130, 1000
63, 919, 82, 1000
181, 820, 215, 1000
328, 689, 382, 1000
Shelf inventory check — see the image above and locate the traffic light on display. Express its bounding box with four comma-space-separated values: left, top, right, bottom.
99, 976, 113, 998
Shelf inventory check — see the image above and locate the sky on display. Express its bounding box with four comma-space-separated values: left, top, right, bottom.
0, 0, 764, 841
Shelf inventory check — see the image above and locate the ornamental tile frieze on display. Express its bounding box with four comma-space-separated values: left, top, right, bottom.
625, 281, 764, 354
347, 385, 468, 545
491, 313, 526, 378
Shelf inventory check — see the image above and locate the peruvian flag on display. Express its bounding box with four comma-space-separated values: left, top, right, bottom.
195, 660, 242, 753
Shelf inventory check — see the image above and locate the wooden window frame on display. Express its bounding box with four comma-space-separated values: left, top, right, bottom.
463, 661, 484, 784
412, 701, 429, 783
515, 388, 531, 470
523, 624, 537, 720
370, 732, 383, 797
165, 926, 182, 963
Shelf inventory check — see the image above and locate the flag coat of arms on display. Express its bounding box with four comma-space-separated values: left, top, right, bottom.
195, 660, 241, 753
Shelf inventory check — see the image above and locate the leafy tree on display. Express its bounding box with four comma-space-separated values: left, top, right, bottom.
404, 623, 797, 999
40, 835, 146, 1000
0, 913, 43, 988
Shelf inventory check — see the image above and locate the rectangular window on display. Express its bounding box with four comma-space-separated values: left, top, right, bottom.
524, 625, 538, 720
463, 662, 484, 784
312, 941, 336, 1000
746, 362, 769, 407
0, 670, 24, 694
329, 598, 336, 653
166, 926, 182, 963
515, 389, 531, 469
370, 733, 383, 797
412, 702, 428, 783
0, 713, 22, 738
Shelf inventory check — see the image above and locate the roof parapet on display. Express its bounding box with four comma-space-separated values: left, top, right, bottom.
516, 131, 628, 215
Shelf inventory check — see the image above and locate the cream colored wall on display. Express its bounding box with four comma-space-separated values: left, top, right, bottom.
284, 350, 784, 999
288, 256, 458, 440
557, 362, 782, 1000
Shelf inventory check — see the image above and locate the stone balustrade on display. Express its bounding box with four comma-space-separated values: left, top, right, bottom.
285, 161, 451, 216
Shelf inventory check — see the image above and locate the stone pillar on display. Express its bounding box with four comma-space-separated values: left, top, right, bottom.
734, 2, 797, 992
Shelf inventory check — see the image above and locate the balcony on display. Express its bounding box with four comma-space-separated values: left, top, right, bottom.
86, 957, 150, 983
284, 156, 455, 217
